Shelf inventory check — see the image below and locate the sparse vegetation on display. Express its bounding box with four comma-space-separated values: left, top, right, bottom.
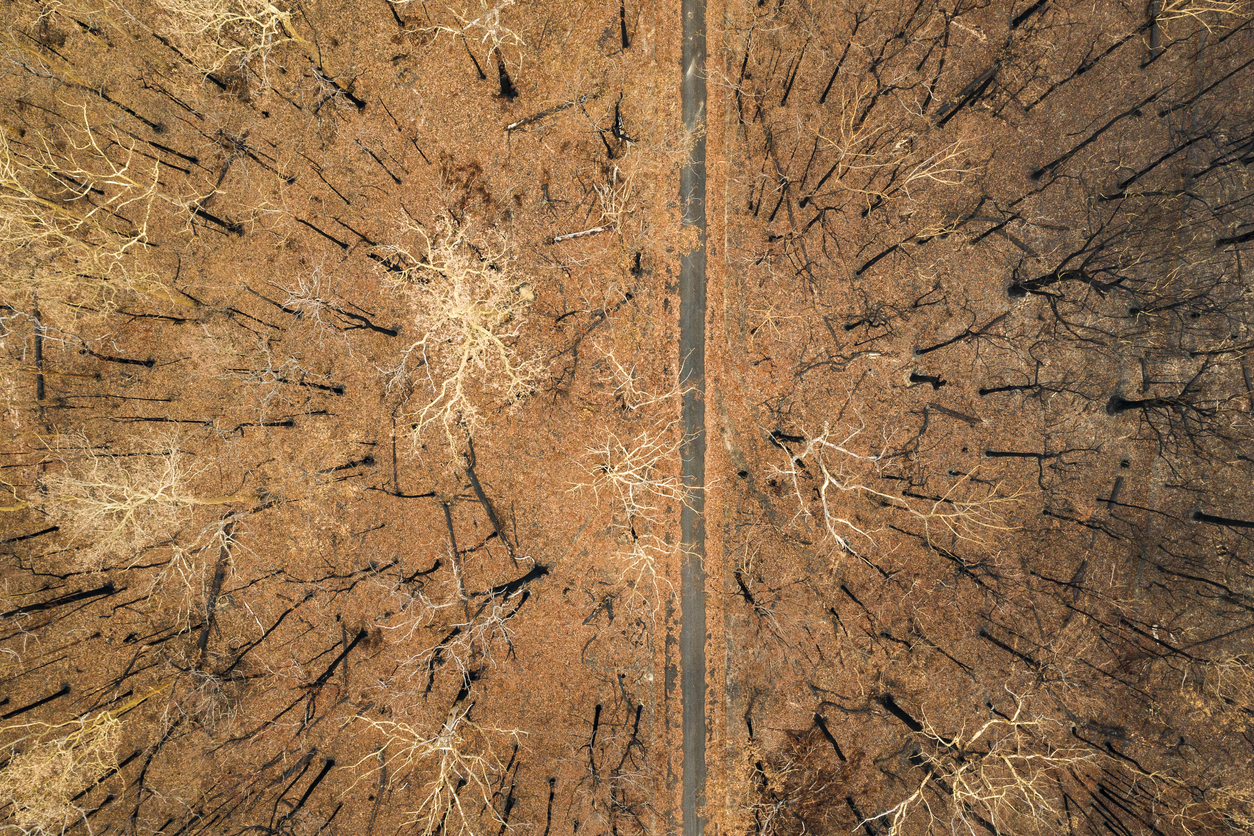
0, 1, 1250, 835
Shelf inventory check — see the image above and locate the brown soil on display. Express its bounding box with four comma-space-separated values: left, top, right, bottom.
2, 1, 1253, 836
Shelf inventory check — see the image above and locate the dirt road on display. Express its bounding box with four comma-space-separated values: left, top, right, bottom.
679, 0, 708, 834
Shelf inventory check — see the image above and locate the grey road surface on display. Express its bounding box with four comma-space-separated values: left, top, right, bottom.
679, 1, 707, 836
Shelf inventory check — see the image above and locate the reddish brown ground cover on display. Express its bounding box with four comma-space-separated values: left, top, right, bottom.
1, 1, 1253, 835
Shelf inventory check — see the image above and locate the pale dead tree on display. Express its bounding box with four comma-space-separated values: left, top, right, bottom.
828, 135, 974, 212
0, 685, 169, 836
375, 213, 540, 454
575, 423, 689, 603
579, 424, 690, 526
224, 337, 339, 423
156, 624, 247, 740
147, 515, 242, 635
591, 337, 683, 415
159, 663, 240, 733
797, 79, 976, 214
894, 139, 976, 199
770, 420, 1026, 563
595, 166, 635, 233
803, 82, 891, 199
439, 596, 519, 675
1208, 654, 1254, 713
373, 572, 457, 646
0, 475, 26, 512
863, 664, 1252, 836
149, 0, 311, 76
1184, 784, 1254, 835
767, 420, 886, 559
146, 0, 363, 104
607, 522, 679, 608
377, 579, 526, 685
0, 715, 120, 836
392, 0, 524, 69
274, 265, 399, 348
1162, 655, 1254, 833
40, 434, 258, 570
553, 165, 638, 245
728, 742, 802, 836
276, 266, 348, 334
0, 109, 182, 312
863, 694, 1096, 836
0, 112, 153, 252
351, 699, 521, 836
1156, 0, 1251, 37
586, 154, 690, 253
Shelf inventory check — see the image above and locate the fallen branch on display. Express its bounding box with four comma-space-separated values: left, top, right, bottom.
505, 89, 601, 132
548, 225, 612, 244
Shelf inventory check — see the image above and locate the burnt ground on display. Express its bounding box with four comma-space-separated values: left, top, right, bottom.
713, 2, 1254, 835
2, 1, 1254, 836
1, 1, 688, 834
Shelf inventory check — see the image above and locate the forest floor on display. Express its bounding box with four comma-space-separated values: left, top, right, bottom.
2, 2, 1254, 836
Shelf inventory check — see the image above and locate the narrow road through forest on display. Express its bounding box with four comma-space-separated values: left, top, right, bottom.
678, 0, 707, 835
